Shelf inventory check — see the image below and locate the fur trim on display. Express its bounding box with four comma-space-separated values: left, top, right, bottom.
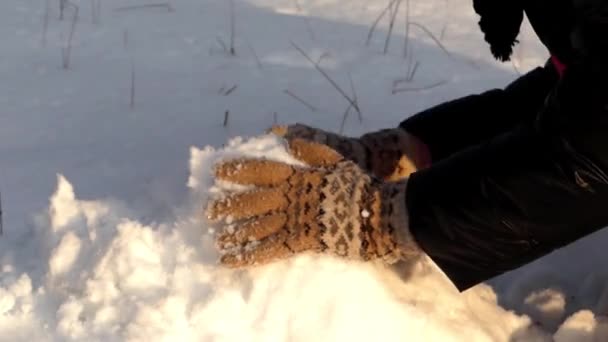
473, 0, 524, 61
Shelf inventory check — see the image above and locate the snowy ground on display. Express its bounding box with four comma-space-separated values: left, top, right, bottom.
1, 0, 608, 340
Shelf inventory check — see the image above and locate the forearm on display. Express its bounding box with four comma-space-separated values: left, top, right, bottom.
399, 63, 558, 162
406, 60, 608, 292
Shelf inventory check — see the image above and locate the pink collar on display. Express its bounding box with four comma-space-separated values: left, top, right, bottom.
551, 55, 567, 77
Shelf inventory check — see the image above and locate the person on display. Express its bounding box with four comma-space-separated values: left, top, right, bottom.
206, 0, 608, 292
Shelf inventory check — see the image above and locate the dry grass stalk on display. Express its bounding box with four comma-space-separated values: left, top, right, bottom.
229, 0, 236, 55
402, 0, 410, 58
284, 89, 317, 112
384, 0, 402, 54
339, 103, 353, 134
290, 41, 360, 115
61, 2, 79, 69
247, 43, 263, 69
392, 80, 447, 94
347, 73, 362, 123
216, 37, 228, 53
366, 0, 401, 46
222, 85, 238, 96
409, 21, 452, 59
60, 0, 67, 20
113, 3, 174, 12
223, 111, 230, 127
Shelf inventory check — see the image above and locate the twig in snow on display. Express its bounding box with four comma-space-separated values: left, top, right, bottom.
284, 89, 317, 112
42, 0, 50, 46
337, 74, 362, 131
290, 41, 361, 115
61, 2, 79, 70
59, 0, 67, 20
229, 0, 236, 56
223, 111, 230, 127
384, 0, 402, 54
408, 60, 420, 81
113, 3, 173, 12
440, 24, 447, 41
222, 85, 238, 96
394, 59, 420, 84
130, 60, 136, 109
409, 22, 452, 59
366, 0, 400, 46
392, 80, 447, 94
439, 0, 449, 40
273, 112, 278, 125
216, 37, 228, 53
339, 103, 353, 134
348, 73, 362, 123
316, 52, 331, 65
339, 74, 362, 131
402, 0, 410, 58
247, 42, 263, 69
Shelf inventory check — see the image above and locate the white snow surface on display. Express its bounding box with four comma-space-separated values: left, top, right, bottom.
2, 0, 608, 340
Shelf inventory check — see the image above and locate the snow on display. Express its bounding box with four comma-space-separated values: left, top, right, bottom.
1, 0, 608, 340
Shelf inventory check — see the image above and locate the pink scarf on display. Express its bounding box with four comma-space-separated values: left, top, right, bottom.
551, 55, 567, 77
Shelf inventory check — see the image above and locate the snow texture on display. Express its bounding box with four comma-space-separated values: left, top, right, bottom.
1, 0, 608, 341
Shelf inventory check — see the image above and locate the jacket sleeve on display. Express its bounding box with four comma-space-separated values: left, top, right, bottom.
404, 50, 608, 291
400, 62, 558, 162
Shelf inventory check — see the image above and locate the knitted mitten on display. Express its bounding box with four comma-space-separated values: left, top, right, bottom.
270, 124, 430, 181
207, 155, 420, 267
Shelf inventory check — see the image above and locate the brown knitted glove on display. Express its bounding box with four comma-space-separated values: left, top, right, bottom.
269, 124, 431, 181
206, 146, 421, 268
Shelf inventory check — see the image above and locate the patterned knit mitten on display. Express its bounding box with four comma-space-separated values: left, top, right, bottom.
207, 156, 421, 268
269, 123, 431, 181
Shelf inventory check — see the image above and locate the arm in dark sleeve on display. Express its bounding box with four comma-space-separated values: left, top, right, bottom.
399, 62, 559, 162
406, 57, 608, 292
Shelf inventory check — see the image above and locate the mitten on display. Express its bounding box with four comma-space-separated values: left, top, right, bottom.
269, 124, 430, 182
206, 153, 420, 268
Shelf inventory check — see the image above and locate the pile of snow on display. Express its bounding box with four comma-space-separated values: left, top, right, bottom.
0, 134, 606, 341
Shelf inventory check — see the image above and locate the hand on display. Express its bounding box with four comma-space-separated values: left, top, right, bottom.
206, 142, 420, 268
269, 124, 431, 182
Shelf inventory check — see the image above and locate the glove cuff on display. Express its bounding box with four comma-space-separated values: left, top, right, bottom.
317, 162, 420, 263
378, 180, 420, 264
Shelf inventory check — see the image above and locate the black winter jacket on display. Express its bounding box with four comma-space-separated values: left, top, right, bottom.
400, 0, 608, 291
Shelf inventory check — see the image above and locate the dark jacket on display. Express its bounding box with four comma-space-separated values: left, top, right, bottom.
400, 0, 608, 291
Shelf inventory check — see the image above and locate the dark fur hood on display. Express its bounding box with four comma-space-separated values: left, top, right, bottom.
472, 0, 525, 62
473, 0, 608, 64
